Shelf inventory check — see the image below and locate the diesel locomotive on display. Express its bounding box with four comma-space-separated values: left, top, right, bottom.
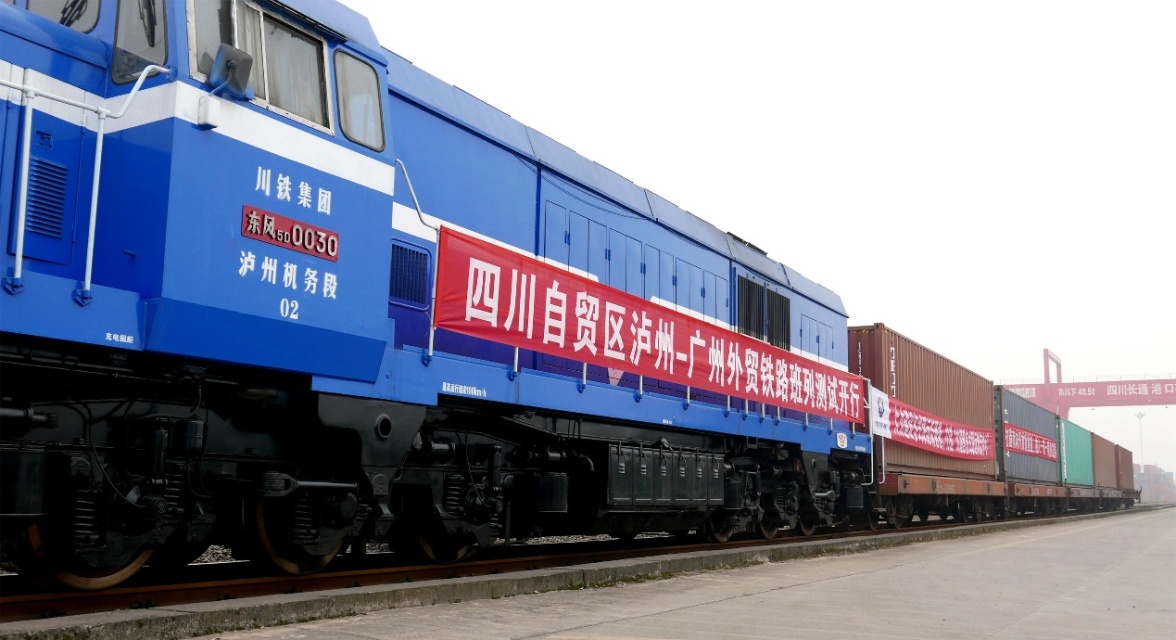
0, 0, 873, 589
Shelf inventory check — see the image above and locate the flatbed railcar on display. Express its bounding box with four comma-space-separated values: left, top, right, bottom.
0, 0, 873, 589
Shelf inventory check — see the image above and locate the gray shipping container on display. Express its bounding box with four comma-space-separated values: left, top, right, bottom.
995, 387, 1061, 485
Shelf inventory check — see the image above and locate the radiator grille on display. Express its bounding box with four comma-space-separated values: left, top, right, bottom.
389, 243, 429, 307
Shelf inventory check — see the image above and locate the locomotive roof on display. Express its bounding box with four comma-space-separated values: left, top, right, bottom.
382, 49, 847, 317
278, 0, 384, 58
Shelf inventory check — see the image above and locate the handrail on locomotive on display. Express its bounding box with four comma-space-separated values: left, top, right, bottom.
1, 64, 171, 301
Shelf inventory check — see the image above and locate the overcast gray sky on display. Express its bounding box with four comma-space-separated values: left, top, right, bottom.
341, 0, 1175, 475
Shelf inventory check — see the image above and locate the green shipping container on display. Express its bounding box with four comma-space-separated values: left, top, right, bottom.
1059, 418, 1094, 487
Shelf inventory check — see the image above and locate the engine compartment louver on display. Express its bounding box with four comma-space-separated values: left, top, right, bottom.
26, 158, 68, 239
389, 242, 429, 307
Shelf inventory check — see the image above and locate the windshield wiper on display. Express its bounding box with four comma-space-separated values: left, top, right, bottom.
59, 0, 88, 28
138, 0, 157, 47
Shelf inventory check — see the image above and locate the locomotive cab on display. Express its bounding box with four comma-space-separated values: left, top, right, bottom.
2, 0, 396, 373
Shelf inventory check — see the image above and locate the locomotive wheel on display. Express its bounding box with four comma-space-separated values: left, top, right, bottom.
793, 513, 819, 536
417, 530, 473, 564
251, 499, 342, 575
854, 511, 880, 531
705, 517, 739, 543
6, 523, 153, 590
889, 513, 911, 529
54, 548, 154, 591
415, 513, 474, 563
916, 508, 930, 523
756, 517, 782, 540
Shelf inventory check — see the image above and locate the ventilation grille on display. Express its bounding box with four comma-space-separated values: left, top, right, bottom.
389, 243, 429, 307
26, 158, 68, 239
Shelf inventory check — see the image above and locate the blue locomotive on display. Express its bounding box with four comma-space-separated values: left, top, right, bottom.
0, 0, 870, 588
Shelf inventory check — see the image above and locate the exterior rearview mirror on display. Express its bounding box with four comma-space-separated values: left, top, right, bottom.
209, 43, 254, 100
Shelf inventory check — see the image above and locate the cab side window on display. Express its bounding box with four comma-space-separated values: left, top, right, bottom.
262, 18, 328, 126
335, 52, 384, 150
189, 0, 330, 130
191, 0, 233, 78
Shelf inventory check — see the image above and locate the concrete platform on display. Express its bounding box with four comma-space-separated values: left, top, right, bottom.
2, 507, 1172, 640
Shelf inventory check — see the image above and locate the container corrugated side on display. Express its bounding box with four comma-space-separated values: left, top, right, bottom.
996, 388, 1060, 484
851, 324, 994, 427
1060, 418, 1094, 486
876, 440, 995, 479
1091, 433, 1118, 489
1115, 446, 1134, 492
852, 324, 995, 479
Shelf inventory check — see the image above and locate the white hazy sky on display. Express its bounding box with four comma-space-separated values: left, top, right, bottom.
340, 1, 1175, 475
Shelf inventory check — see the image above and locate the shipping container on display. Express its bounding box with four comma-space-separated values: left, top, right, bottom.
850, 324, 995, 479
1115, 446, 1134, 492
1059, 418, 1094, 487
995, 387, 1060, 484
1091, 433, 1117, 489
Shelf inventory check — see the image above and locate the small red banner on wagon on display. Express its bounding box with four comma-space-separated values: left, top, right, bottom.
434, 227, 864, 424
1003, 422, 1058, 462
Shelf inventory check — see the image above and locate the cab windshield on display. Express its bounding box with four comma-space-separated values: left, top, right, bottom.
26, 0, 100, 32
113, 0, 167, 83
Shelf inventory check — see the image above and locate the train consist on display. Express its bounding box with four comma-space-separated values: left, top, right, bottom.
0, 0, 1135, 590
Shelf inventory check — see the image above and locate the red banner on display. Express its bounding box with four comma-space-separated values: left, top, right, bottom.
1003, 422, 1058, 461
434, 227, 864, 423
888, 398, 994, 460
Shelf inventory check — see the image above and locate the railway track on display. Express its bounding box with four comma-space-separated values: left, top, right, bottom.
0, 519, 970, 622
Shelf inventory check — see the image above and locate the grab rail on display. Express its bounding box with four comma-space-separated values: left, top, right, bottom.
393, 158, 442, 365
1, 65, 171, 302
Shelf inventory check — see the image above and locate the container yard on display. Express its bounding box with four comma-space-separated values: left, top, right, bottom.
1136, 464, 1176, 503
